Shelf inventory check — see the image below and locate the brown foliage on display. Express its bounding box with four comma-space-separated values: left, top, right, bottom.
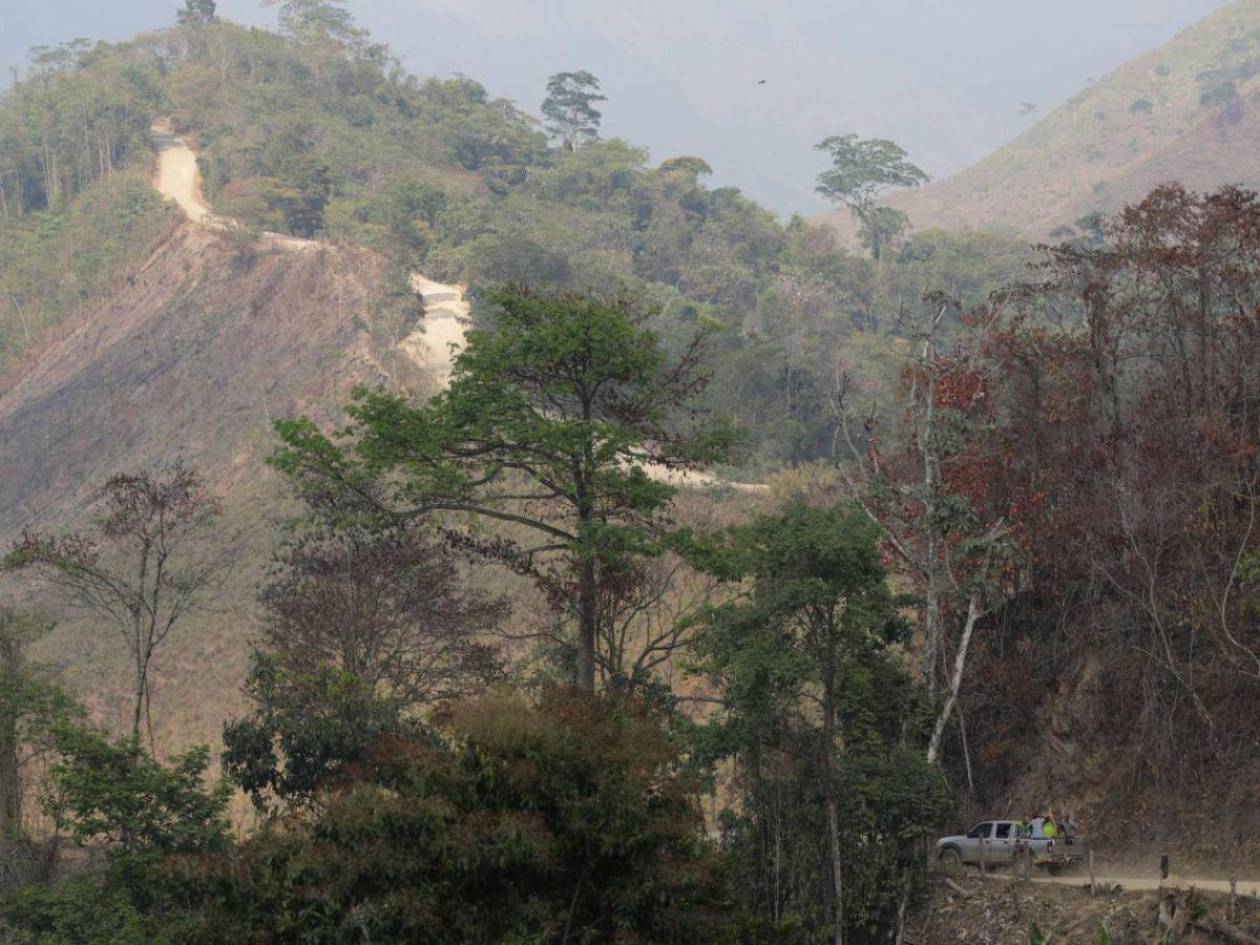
259, 524, 507, 707
954, 185, 1260, 830
186, 688, 731, 943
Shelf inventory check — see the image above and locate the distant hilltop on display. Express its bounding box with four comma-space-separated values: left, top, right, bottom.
822, 0, 1260, 239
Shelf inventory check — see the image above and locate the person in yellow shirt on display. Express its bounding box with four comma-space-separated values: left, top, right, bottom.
1044, 812, 1058, 840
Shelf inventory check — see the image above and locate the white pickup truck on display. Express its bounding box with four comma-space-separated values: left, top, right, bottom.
936, 819, 1088, 874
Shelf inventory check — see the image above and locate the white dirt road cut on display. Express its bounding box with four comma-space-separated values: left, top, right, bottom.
149, 122, 764, 493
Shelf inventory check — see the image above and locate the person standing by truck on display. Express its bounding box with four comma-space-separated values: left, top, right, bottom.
1029, 814, 1047, 839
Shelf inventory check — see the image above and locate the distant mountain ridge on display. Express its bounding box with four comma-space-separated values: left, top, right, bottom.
824, 0, 1260, 239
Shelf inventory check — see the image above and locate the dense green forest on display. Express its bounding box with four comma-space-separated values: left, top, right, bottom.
4, 2, 1260, 945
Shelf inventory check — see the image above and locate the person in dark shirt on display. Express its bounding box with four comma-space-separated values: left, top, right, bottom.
1060, 812, 1077, 838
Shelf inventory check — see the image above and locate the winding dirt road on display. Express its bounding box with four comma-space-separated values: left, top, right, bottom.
152, 122, 213, 224
149, 123, 763, 493
152, 120, 467, 383
152, 121, 317, 253
400, 274, 470, 389
1032, 872, 1260, 896
962, 864, 1260, 899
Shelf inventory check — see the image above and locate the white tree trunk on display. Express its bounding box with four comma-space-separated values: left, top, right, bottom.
927, 592, 983, 765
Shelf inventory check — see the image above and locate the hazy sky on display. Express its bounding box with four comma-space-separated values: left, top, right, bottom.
0, 0, 1235, 214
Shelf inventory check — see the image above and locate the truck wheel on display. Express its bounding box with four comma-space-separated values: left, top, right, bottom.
940, 848, 963, 873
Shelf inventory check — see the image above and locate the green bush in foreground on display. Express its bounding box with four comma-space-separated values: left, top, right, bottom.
0, 879, 176, 945
190, 688, 739, 943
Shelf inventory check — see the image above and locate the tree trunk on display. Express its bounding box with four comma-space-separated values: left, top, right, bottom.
927, 593, 983, 765
923, 568, 940, 693
0, 710, 20, 841
1194, 917, 1260, 945
826, 792, 845, 945
131, 680, 144, 739
957, 704, 975, 796
576, 554, 596, 691
131, 643, 146, 739
823, 673, 844, 945
920, 361, 941, 693
894, 877, 913, 945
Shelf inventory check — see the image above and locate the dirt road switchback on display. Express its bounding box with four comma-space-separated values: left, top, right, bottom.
148, 123, 765, 493
152, 121, 213, 224
151, 121, 317, 252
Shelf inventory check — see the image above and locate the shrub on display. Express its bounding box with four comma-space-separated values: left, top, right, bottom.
202, 689, 740, 943
0, 879, 175, 945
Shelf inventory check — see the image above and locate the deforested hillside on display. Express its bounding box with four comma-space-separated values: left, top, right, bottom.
0, 225, 411, 534
0, 213, 428, 741
822, 0, 1260, 239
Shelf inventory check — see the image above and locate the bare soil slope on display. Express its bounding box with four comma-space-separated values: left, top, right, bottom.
0, 214, 412, 743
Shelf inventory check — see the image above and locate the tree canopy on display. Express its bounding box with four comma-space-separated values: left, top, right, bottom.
176, 0, 217, 26
272, 286, 736, 690
689, 502, 945, 943
541, 70, 607, 151
815, 134, 929, 259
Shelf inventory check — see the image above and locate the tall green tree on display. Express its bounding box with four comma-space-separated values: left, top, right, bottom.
272, 287, 734, 691
690, 502, 945, 944
542, 71, 607, 151
815, 134, 928, 260
263, 0, 366, 54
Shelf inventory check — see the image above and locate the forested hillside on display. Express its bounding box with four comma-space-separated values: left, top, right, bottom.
824, 0, 1260, 239
0, 8, 1029, 469
2, 3, 1260, 945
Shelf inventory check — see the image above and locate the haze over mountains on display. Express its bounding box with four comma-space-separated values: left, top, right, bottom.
0, 0, 1230, 215
838, 0, 1260, 238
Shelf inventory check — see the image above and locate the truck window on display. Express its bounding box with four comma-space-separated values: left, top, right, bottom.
966, 822, 992, 839
995, 823, 1012, 839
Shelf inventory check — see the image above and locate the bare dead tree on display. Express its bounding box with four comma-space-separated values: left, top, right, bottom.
4, 463, 224, 745
593, 553, 721, 693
